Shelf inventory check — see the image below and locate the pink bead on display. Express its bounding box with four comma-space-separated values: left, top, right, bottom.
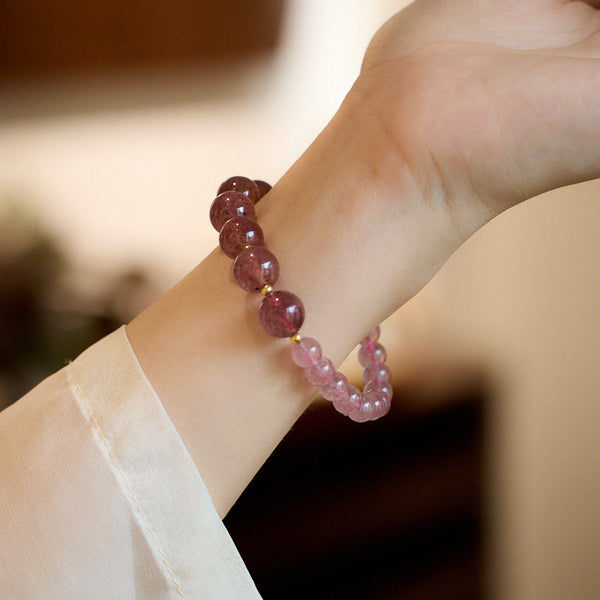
349, 397, 376, 422
233, 246, 279, 292
259, 290, 305, 337
363, 361, 391, 384
217, 176, 260, 204
253, 180, 272, 202
219, 216, 264, 259
210, 177, 394, 423
305, 357, 335, 386
319, 371, 349, 402
372, 393, 392, 418
364, 378, 393, 401
333, 385, 361, 417
365, 327, 380, 342
358, 341, 387, 367
210, 191, 255, 232
291, 337, 322, 367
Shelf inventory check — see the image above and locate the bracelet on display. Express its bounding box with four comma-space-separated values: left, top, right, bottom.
210, 176, 392, 422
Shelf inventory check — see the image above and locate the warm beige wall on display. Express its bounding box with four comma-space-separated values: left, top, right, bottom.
428, 180, 600, 599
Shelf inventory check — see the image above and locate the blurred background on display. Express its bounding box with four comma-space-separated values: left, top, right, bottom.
1, 1, 599, 598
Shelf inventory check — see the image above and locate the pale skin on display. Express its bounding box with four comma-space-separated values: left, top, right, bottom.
127, 0, 600, 517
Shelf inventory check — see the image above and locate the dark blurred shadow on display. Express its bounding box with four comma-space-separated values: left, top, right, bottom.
226, 361, 489, 600
0, 203, 160, 409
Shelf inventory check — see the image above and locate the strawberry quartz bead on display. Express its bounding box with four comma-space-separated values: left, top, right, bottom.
363, 361, 391, 385
259, 290, 305, 337
350, 391, 389, 423
349, 395, 376, 423
209, 191, 255, 232
368, 391, 391, 419
319, 370, 349, 402
364, 378, 394, 401
358, 341, 387, 367
291, 337, 322, 367
219, 216, 264, 258
217, 176, 261, 205
373, 393, 392, 417
365, 326, 380, 342
333, 385, 361, 417
305, 357, 335, 386
254, 180, 272, 201
233, 246, 280, 292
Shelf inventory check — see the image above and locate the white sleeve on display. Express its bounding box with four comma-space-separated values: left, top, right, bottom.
0, 326, 261, 599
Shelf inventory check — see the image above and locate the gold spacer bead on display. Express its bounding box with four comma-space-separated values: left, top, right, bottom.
261, 284, 273, 296
290, 333, 302, 344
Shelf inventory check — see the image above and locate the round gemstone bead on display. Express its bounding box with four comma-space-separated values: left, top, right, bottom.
363, 361, 391, 384
349, 392, 379, 423
254, 180, 272, 201
217, 176, 260, 204
211, 177, 393, 422
333, 385, 361, 417
364, 378, 393, 401
219, 216, 264, 259
305, 357, 335, 386
233, 246, 279, 292
358, 341, 387, 367
319, 370, 349, 402
209, 191, 255, 232
291, 337, 322, 368
372, 393, 392, 418
259, 290, 305, 337
365, 326, 380, 343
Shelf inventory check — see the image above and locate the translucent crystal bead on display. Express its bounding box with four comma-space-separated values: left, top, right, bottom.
219, 216, 264, 259
358, 341, 387, 367
259, 290, 305, 337
305, 357, 335, 386
333, 385, 361, 417
209, 191, 256, 232
349, 392, 379, 423
217, 176, 260, 204
291, 337, 322, 367
363, 361, 391, 384
233, 246, 279, 292
319, 370, 349, 402
372, 393, 392, 418
254, 180, 272, 202
365, 326, 380, 342
364, 378, 393, 401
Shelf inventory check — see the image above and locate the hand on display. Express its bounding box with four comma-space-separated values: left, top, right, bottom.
127, 1, 600, 515
354, 0, 600, 240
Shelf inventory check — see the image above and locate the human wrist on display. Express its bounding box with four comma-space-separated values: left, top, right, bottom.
126, 85, 464, 515
256, 88, 462, 348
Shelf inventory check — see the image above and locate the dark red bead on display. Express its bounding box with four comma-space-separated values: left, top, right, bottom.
253, 180, 272, 202
219, 216, 264, 259
233, 246, 280, 292
209, 191, 256, 232
217, 176, 260, 205
259, 290, 305, 337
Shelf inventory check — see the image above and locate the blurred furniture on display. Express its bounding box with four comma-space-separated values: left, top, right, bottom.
225, 361, 487, 600
0, 0, 285, 80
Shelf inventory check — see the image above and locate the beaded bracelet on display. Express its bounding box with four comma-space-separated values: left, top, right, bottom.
210, 176, 392, 422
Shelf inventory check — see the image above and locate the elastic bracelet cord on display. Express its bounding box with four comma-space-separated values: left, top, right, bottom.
210, 176, 392, 422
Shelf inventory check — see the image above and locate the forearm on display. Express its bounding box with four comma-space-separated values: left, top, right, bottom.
126, 91, 463, 517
